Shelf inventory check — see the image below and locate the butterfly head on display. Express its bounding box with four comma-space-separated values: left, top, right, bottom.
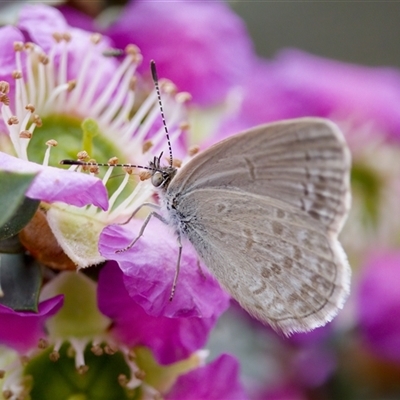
149, 152, 177, 190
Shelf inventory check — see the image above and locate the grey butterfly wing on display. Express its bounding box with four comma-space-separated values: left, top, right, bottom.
179, 188, 350, 334
170, 118, 351, 237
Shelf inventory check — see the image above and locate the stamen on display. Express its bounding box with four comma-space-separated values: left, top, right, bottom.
69, 338, 88, 371
179, 121, 190, 131
52, 32, 63, 43
43, 139, 58, 166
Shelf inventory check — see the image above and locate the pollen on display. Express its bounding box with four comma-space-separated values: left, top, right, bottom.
49, 350, 60, 362
52, 32, 63, 43
0, 81, 9, 93
172, 158, 182, 168
32, 114, 43, 127
38, 338, 49, 349
179, 121, 190, 131
124, 166, 135, 175
67, 80, 77, 91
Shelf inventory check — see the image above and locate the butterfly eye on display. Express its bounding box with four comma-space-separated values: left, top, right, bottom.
151, 171, 164, 187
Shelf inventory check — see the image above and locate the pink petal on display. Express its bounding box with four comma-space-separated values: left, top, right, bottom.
0, 295, 63, 353
98, 262, 223, 364
99, 218, 229, 318
0, 152, 108, 210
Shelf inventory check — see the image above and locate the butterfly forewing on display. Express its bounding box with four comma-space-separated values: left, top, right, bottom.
169, 118, 351, 236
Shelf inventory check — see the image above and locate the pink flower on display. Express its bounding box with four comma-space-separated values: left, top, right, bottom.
105, 0, 255, 106
357, 250, 400, 362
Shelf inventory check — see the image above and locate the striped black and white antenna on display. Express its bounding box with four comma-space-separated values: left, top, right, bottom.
60, 60, 174, 172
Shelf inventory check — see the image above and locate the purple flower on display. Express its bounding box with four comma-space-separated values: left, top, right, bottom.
99, 220, 229, 319
98, 262, 228, 364
0, 296, 63, 353
218, 49, 400, 142
166, 354, 247, 400
105, 0, 254, 106
357, 250, 400, 362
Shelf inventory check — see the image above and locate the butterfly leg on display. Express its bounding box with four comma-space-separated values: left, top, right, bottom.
119, 202, 160, 225
169, 233, 183, 301
116, 211, 168, 253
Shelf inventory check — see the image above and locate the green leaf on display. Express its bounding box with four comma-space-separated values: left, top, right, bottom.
0, 170, 38, 228
0, 196, 40, 240
0, 253, 42, 311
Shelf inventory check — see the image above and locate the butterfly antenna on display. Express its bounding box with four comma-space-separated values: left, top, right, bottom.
150, 60, 174, 168
59, 159, 156, 173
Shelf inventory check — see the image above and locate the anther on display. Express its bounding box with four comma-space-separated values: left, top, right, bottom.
46, 139, 58, 147
176, 92, 192, 103
118, 374, 128, 387
127, 349, 136, 361
77, 365, 89, 375
24, 42, 34, 50
7, 116, 19, 125
52, 32, 63, 43
0, 81, 10, 94
0, 95, 10, 106
38, 338, 49, 349
12, 71, 22, 79
123, 166, 134, 175
172, 158, 182, 168
91, 344, 103, 356
125, 44, 141, 57
20, 356, 29, 366
134, 369, 146, 380
67, 80, 76, 91
32, 114, 43, 127
25, 104, 35, 113
189, 145, 200, 157
104, 344, 117, 355
62, 32, 72, 42
108, 156, 119, 165
3, 389, 12, 399
19, 130, 32, 139
139, 171, 151, 181
90, 33, 102, 44
160, 79, 177, 95
0, 370, 5, 379
13, 42, 24, 51
88, 159, 99, 174
142, 140, 153, 153
77, 150, 89, 161
179, 121, 190, 131
49, 350, 60, 362
39, 53, 49, 65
